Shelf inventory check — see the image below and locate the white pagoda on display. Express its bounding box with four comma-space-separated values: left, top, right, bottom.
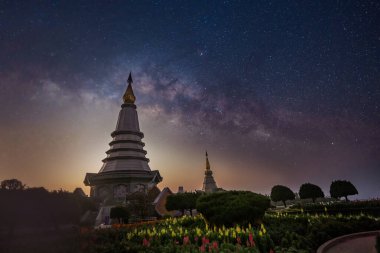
202, 151, 218, 193
83, 73, 162, 224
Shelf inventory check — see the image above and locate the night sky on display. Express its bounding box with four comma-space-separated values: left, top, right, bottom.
1, 1, 379, 199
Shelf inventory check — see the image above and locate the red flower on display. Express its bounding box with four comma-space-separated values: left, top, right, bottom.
143, 238, 150, 247
183, 235, 190, 245
237, 236, 241, 245
212, 241, 218, 249
249, 233, 255, 247
202, 236, 209, 245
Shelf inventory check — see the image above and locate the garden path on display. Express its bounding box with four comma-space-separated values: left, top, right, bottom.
322, 233, 378, 253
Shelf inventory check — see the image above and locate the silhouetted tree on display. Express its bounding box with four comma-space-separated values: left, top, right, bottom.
110, 206, 129, 224
166, 192, 201, 216
299, 183, 325, 203
166, 193, 185, 215
270, 185, 295, 207
185, 192, 201, 216
330, 180, 358, 201
147, 186, 161, 203
127, 192, 150, 219
1, 179, 25, 190
0, 185, 96, 233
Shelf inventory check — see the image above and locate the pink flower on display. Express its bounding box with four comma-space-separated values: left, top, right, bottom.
183, 236, 190, 245
202, 237, 209, 245
212, 241, 218, 249
199, 245, 206, 252
142, 238, 150, 247
195, 236, 199, 242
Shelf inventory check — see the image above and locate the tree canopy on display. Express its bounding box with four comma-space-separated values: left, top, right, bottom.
0, 186, 97, 229
196, 191, 270, 227
299, 183, 325, 203
110, 206, 129, 224
166, 192, 201, 215
1, 179, 25, 190
270, 185, 295, 207
330, 180, 358, 201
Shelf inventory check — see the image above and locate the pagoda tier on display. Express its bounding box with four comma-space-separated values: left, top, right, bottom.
99, 102, 151, 173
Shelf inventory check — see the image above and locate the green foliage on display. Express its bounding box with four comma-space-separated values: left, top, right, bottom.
299, 183, 324, 203
264, 212, 380, 252
196, 191, 270, 226
110, 206, 129, 224
1, 178, 25, 190
165, 194, 180, 212
270, 185, 295, 207
293, 200, 380, 216
166, 192, 201, 215
330, 180, 358, 201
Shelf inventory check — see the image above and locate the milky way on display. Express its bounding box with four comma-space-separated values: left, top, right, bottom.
0, 1, 379, 198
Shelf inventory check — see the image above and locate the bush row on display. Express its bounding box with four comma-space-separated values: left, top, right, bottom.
264, 213, 380, 252
293, 200, 380, 216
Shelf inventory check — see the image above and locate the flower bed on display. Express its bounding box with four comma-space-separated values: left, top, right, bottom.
80, 211, 380, 253
81, 215, 275, 253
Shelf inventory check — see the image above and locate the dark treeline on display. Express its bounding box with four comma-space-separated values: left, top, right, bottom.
0, 185, 96, 229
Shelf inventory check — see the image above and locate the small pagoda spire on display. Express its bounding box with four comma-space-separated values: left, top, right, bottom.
202, 151, 218, 192
123, 72, 136, 104
206, 151, 211, 171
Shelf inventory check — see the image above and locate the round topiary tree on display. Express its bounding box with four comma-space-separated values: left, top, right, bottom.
330, 180, 358, 201
270, 185, 295, 207
299, 183, 325, 203
196, 191, 270, 227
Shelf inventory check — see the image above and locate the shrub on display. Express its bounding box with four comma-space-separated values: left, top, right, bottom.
166, 192, 201, 216
264, 213, 380, 252
196, 191, 270, 226
293, 200, 380, 216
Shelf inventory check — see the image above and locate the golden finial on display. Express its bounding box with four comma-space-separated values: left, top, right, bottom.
123, 72, 136, 104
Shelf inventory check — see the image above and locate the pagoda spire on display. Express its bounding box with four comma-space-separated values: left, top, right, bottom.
123, 72, 136, 104
202, 151, 218, 192
206, 151, 210, 171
